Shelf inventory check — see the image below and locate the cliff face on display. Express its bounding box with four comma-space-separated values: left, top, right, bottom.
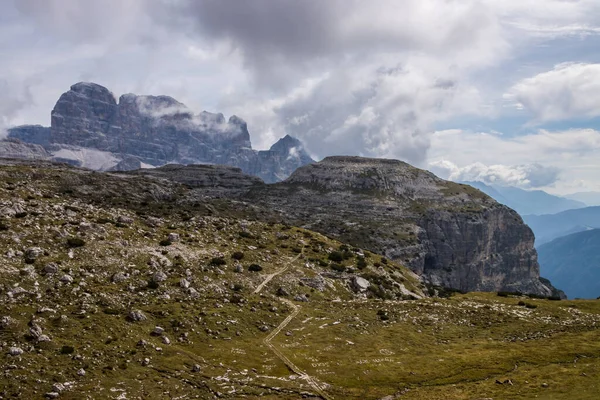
243, 156, 561, 296
0, 138, 49, 160
9, 82, 313, 183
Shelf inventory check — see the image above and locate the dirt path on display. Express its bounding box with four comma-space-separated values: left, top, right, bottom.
254, 252, 333, 400
253, 252, 303, 294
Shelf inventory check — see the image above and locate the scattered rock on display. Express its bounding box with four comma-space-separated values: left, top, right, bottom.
167, 233, 180, 242
127, 310, 147, 322
77, 368, 86, 376
276, 287, 289, 297
350, 276, 370, 292
60, 274, 74, 284
180, 278, 190, 289
152, 271, 168, 283
8, 347, 24, 356
117, 215, 133, 225
294, 294, 309, 302
192, 364, 201, 372
111, 272, 128, 283
24, 247, 44, 263
152, 326, 165, 336
43, 263, 59, 274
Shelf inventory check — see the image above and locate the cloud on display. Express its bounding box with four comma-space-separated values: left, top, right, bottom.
176, 0, 509, 89
428, 128, 600, 192
0, 79, 32, 138
430, 160, 560, 188
506, 63, 600, 123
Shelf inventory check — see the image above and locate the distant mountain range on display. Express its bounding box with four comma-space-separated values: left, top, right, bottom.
538, 229, 600, 299
462, 181, 586, 216
522, 206, 600, 246
4, 82, 314, 183
564, 192, 600, 206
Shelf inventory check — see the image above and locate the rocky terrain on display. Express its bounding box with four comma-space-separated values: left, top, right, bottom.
0, 160, 598, 399
242, 157, 562, 297
7, 82, 313, 182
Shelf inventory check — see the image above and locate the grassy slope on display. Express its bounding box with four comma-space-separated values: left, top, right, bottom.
0, 164, 599, 399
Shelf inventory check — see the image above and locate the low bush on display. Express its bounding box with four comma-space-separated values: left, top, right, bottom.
66, 237, 85, 248
248, 264, 263, 272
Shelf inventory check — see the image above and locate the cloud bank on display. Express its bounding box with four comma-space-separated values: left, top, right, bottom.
430, 160, 561, 188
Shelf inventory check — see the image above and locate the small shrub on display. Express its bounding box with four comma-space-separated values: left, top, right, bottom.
159, 239, 172, 246
60, 345, 75, 355
317, 259, 328, 267
239, 231, 254, 239
231, 251, 245, 260
356, 257, 367, 270
525, 303, 538, 309
210, 257, 226, 266
331, 263, 346, 272
328, 251, 344, 262
248, 264, 263, 272
232, 283, 244, 292
518, 301, 526, 306
147, 280, 160, 290
15, 212, 28, 218
497, 291, 522, 298
67, 237, 85, 248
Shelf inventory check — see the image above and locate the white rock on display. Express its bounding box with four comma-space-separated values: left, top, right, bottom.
8, 347, 24, 356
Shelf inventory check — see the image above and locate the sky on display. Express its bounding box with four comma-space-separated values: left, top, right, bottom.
1, 0, 600, 194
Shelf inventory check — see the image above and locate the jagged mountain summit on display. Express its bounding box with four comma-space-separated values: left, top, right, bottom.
7, 82, 313, 182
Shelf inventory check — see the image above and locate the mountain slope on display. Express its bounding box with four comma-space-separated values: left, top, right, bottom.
463, 181, 585, 215
538, 229, 600, 299
0, 160, 598, 399
523, 206, 600, 245
244, 157, 562, 296
7, 82, 314, 183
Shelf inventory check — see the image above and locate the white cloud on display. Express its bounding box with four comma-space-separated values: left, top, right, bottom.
506, 63, 600, 122
430, 160, 560, 188
428, 128, 600, 193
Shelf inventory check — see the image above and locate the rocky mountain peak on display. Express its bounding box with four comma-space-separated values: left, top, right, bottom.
7, 82, 314, 183
69, 82, 117, 103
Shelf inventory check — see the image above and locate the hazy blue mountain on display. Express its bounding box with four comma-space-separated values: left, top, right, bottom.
523, 206, 600, 245
462, 181, 586, 215
565, 192, 600, 206
538, 229, 600, 299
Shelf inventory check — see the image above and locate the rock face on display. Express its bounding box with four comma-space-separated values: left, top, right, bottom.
243, 156, 562, 297
9, 82, 314, 182
7, 125, 51, 146
0, 138, 49, 160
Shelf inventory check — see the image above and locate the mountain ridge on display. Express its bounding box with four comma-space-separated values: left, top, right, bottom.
462, 181, 586, 215
7, 81, 314, 183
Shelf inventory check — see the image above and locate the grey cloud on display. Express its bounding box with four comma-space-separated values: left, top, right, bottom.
174, 0, 508, 88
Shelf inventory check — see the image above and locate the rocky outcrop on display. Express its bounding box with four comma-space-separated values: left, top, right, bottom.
7, 125, 51, 146
241, 156, 562, 297
10, 82, 313, 182
0, 138, 49, 160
